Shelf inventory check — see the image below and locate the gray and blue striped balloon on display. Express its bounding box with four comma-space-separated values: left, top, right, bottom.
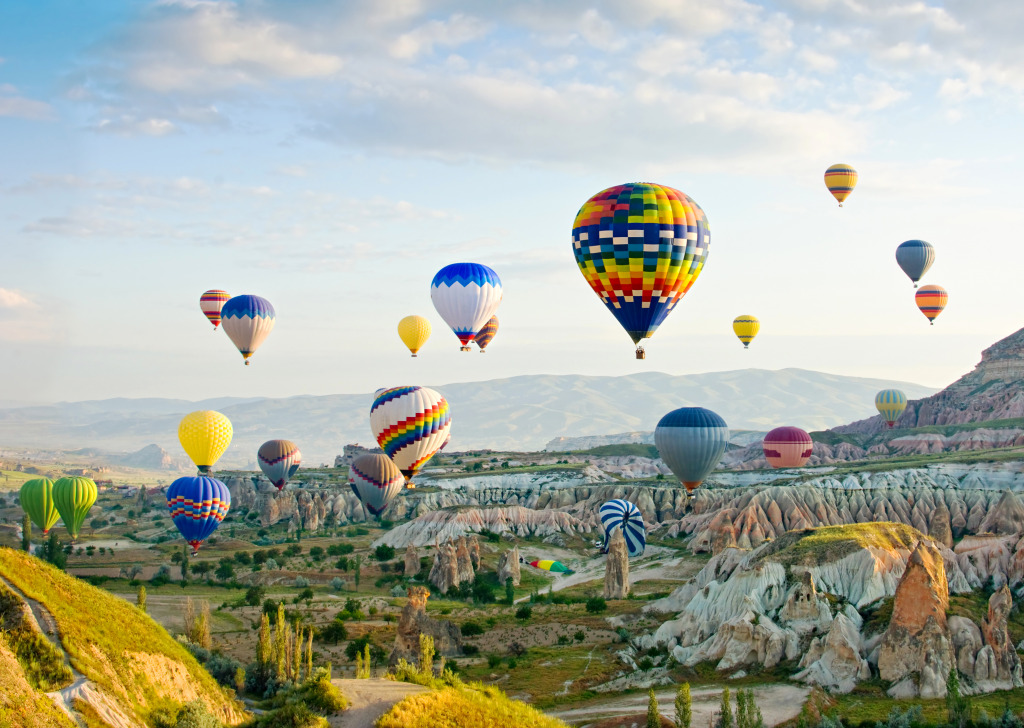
600, 499, 646, 557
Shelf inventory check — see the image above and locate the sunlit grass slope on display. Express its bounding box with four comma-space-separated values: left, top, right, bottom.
754, 522, 924, 567
376, 684, 569, 728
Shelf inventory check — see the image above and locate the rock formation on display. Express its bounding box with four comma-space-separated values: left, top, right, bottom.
468, 535, 480, 569
604, 529, 630, 599
404, 544, 421, 578
497, 545, 521, 587
388, 586, 462, 667
454, 537, 475, 584
428, 541, 459, 594
929, 502, 954, 548
980, 586, 1024, 688
979, 491, 1024, 536
795, 612, 871, 693
878, 541, 953, 698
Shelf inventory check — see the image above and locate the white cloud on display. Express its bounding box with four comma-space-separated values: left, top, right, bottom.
0, 86, 54, 120
95, 116, 178, 136
0, 289, 34, 309
390, 13, 489, 60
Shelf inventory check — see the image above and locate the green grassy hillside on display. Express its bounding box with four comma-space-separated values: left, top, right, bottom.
753, 522, 925, 567
377, 684, 569, 728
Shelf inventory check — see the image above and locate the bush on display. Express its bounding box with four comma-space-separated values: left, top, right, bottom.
374, 545, 396, 561
301, 671, 348, 713
255, 702, 327, 728
330, 577, 346, 591
462, 645, 479, 656
294, 576, 310, 588
319, 620, 348, 644
638, 656, 654, 671
294, 587, 314, 604
205, 652, 244, 687
460, 621, 483, 636
327, 543, 354, 556
174, 699, 220, 728
585, 597, 607, 614
486, 654, 502, 668
245, 585, 266, 607
309, 546, 325, 561
264, 558, 278, 570
233, 552, 251, 565
515, 606, 532, 621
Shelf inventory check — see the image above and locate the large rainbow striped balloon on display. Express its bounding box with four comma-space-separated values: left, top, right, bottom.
166, 476, 231, 555
572, 183, 709, 353
370, 386, 452, 483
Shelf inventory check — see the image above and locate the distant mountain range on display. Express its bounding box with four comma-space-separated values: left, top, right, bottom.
0, 369, 934, 466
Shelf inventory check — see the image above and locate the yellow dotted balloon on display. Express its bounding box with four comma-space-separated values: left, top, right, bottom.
397, 315, 432, 357
178, 410, 233, 473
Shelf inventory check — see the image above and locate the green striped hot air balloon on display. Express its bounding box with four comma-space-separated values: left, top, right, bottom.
52, 476, 97, 541
20, 478, 60, 535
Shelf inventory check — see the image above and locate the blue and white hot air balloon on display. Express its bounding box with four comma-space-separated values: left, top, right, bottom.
221, 294, 276, 365
654, 407, 730, 495
430, 263, 502, 351
166, 476, 231, 555
599, 499, 646, 557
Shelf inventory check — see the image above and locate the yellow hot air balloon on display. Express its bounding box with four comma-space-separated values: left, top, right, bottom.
178, 410, 233, 473
732, 315, 759, 349
397, 315, 431, 357
824, 164, 858, 206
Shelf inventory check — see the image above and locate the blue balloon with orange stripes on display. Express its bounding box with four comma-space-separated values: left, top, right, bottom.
166, 476, 231, 555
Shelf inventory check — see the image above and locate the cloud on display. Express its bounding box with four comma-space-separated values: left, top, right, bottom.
0, 85, 54, 120
95, 116, 178, 136
0, 289, 34, 309
389, 13, 489, 60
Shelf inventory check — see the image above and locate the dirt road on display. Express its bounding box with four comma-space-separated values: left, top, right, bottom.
330, 678, 429, 728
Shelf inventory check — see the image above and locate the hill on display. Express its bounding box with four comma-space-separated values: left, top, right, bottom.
0, 369, 933, 466
0, 548, 245, 728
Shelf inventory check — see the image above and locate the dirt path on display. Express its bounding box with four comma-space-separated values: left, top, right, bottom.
549, 683, 810, 727
329, 678, 429, 728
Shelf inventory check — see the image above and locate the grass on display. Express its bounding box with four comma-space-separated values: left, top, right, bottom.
0, 640, 77, 728
377, 683, 570, 728
947, 590, 1024, 646
0, 579, 73, 690
832, 681, 1024, 724
570, 444, 661, 459
752, 522, 923, 568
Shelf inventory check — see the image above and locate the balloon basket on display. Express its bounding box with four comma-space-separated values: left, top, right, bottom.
460, 346, 471, 352
635, 347, 646, 360
411, 354, 417, 358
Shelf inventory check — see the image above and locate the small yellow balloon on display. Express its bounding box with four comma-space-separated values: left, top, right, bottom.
397, 315, 432, 357
732, 315, 760, 349
178, 410, 233, 473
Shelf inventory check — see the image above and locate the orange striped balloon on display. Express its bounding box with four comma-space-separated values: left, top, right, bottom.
915, 285, 947, 325
824, 164, 857, 206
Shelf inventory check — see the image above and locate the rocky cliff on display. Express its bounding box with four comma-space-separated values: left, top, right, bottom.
389, 586, 462, 668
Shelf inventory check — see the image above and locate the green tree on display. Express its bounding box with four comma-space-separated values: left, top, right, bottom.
505, 577, 515, 604
245, 585, 266, 607
363, 643, 371, 677
41, 532, 67, 570
946, 667, 971, 728
292, 623, 302, 681
215, 560, 234, 582
353, 555, 362, 588
179, 546, 190, 582
647, 689, 660, 728
257, 613, 272, 668
305, 627, 313, 680
233, 666, 245, 695
137, 585, 147, 613
675, 683, 692, 728
585, 597, 607, 614
320, 620, 347, 644
274, 603, 288, 678
419, 634, 435, 677
719, 688, 733, 728
736, 688, 748, 728
21, 514, 31, 552
174, 698, 219, 728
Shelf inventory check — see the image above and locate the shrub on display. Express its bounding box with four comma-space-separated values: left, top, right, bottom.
462, 645, 479, 656
233, 552, 252, 565
585, 597, 607, 614
245, 585, 266, 606
309, 546, 325, 562
294, 576, 310, 588
515, 606, 532, 621
638, 656, 655, 671
327, 543, 354, 556
264, 558, 278, 570
460, 621, 483, 636
301, 670, 348, 713
174, 699, 220, 728
374, 545, 396, 561
255, 702, 327, 728
573, 630, 585, 643
557, 635, 569, 645
319, 620, 347, 644
205, 653, 244, 687
330, 577, 346, 591
486, 654, 502, 668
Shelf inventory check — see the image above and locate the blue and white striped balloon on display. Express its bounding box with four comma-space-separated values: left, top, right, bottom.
430, 263, 502, 351
600, 499, 646, 557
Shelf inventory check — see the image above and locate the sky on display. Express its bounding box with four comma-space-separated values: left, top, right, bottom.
2, 0, 1023, 404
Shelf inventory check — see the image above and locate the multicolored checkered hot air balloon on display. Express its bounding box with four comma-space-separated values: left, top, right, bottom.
915, 284, 947, 325
370, 386, 452, 485
875, 389, 907, 429
178, 410, 233, 474
599, 499, 646, 557
257, 439, 302, 491
221, 294, 275, 365
824, 164, 858, 206
572, 183, 710, 358
732, 315, 759, 349
349, 453, 405, 516
166, 476, 230, 555
655, 407, 729, 495
895, 240, 935, 288
199, 289, 230, 330
762, 427, 813, 469
474, 315, 498, 352
430, 264, 502, 352
397, 315, 431, 357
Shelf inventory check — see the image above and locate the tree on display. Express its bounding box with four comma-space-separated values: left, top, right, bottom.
419, 634, 435, 677
292, 623, 302, 681
245, 585, 266, 607
215, 560, 235, 582
21, 514, 31, 552
353, 556, 362, 588
305, 627, 313, 679
40, 532, 67, 570
137, 585, 147, 613
647, 689, 660, 728
505, 578, 515, 604
257, 613, 272, 668
946, 667, 971, 728
274, 603, 288, 678
585, 597, 607, 614
374, 544, 395, 561
363, 643, 372, 677
736, 688, 748, 728
234, 666, 245, 695
515, 606, 532, 621
719, 688, 733, 728
675, 683, 691, 728
174, 699, 219, 728
179, 546, 190, 582
320, 620, 347, 644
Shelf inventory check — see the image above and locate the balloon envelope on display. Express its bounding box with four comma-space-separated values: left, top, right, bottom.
654, 407, 729, 493
430, 263, 502, 349
397, 315, 431, 357
221, 294, 276, 364
52, 476, 97, 540
166, 476, 230, 555
732, 315, 760, 349
599, 499, 646, 557
762, 427, 813, 469
530, 560, 572, 573
572, 183, 710, 348
895, 240, 935, 287
370, 386, 452, 481
349, 453, 405, 516
824, 164, 858, 206
20, 478, 60, 535
179, 410, 233, 473
915, 285, 947, 324
474, 315, 499, 351
875, 389, 908, 429
200, 290, 230, 330
258, 439, 302, 490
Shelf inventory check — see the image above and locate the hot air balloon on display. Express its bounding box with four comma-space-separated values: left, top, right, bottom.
762, 427, 813, 469
166, 476, 230, 555
895, 240, 935, 288
530, 560, 573, 574
474, 315, 498, 353
430, 264, 503, 351
915, 285, 947, 325
257, 440, 302, 491
824, 164, 857, 206
654, 407, 729, 494
875, 389, 907, 429
200, 290, 231, 330
733, 315, 759, 349
52, 476, 97, 542
599, 499, 646, 557
397, 315, 431, 357
572, 183, 710, 358
349, 453, 405, 516
221, 294, 275, 365
19, 478, 59, 535
178, 410, 233, 474
370, 386, 452, 484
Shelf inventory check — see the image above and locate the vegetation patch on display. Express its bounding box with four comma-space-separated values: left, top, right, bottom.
752, 522, 923, 568
377, 683, 569, 728
0, 579, 73, 691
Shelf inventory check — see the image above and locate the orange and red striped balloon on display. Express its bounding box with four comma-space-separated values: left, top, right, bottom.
200, 290, 230, 330
915, 285, 947, 325
824, 164, 857, 206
